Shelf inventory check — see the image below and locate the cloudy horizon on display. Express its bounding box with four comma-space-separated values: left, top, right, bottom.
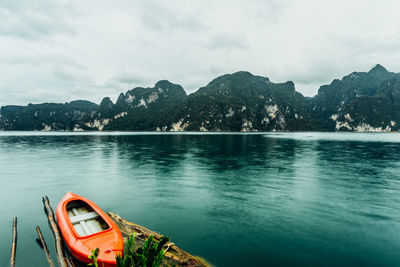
1, 0, 400, 107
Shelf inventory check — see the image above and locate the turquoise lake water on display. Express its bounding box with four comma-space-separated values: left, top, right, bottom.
0, 132, 400, 266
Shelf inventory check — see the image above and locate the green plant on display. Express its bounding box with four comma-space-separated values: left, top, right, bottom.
116, 233, 136, 267
90, 234, 170, 267
133, 234, 169, 267
88, 248, 100, 267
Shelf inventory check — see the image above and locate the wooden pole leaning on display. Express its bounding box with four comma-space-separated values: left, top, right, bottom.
10, 217, 17, 267
36, 226, 56, 267
42, 196, 68, 267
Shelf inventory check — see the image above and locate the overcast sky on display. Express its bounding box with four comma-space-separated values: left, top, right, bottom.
1, 0, 400, 106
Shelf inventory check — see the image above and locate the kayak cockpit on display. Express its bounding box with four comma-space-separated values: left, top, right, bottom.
66, 200, 109, 236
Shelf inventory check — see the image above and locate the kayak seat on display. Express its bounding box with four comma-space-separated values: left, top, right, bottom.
67, 202, 110, 236
70, 208, 103, 236
70, 211, 100, 224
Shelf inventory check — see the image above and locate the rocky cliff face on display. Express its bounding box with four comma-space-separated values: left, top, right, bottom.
0, 100, 98, 131
82, 80, 187, 131
1, 65, 399, 132
158, 71, 318, 131
311, 64, 400, 132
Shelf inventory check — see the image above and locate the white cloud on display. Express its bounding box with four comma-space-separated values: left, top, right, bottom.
1, 0, 400, 106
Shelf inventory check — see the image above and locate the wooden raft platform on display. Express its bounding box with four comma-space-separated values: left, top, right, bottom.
108, 212, 210, 267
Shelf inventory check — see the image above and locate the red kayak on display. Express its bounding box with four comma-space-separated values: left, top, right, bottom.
56, 192, 124, 267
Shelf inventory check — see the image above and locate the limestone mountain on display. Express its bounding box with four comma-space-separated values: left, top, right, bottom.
1, 65, 400, 132
0, 100, 98, 131
158, 71, 318, 131
311, 64, 400, 131
83, 80, 187, 131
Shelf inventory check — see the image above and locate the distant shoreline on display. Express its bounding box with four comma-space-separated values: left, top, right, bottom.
0, 130, 397, 135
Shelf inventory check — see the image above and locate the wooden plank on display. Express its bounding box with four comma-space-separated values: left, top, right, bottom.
73, 223, 85, 236
86, 220, 104, 234
79, 220, 92, 235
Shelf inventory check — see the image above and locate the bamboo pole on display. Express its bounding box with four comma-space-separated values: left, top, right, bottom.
36, 226, 56, 267
10, 217, 17, 267
42, 196, 68, 267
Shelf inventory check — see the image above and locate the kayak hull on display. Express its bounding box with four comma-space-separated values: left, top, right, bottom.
56, 192, 124, 267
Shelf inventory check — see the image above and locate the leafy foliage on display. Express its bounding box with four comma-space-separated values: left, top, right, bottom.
91, 234, 170, 267
88, 248, 100, 267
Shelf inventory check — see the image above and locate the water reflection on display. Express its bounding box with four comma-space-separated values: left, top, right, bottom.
1, 133, 400, 266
